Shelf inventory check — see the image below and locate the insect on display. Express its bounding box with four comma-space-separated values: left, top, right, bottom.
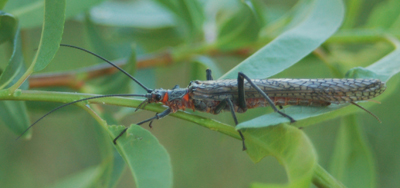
18, 44, 387, 150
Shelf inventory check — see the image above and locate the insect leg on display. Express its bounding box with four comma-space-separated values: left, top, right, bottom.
135, 99, 149, 112
238, 72, 295, 123
215, 99, 246, 151
113, 108, 172, 144
237, 72, 247, 111
206, 69, 213, 81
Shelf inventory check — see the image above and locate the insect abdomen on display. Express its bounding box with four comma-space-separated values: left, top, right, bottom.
192, 97, 330, 114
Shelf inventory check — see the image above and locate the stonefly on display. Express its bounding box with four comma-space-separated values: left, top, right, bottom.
18, 44, 386, 150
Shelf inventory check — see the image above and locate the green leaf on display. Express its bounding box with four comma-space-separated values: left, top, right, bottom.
153, 0, 205, 40
238, 104, 347, 129
0, 11, 17, 44
108, 125, 172, 188
237, 37, 400, 130
31, 0, 66, 72
0, 12, 31, 138
0, 100, 31, 139
87, 1, 176, 28
245, 125, 316, 187
0, 14, 27, 89
0, 0, 7, 9
4, 0, 105, 29
329, 115, 376, 188
83, 13, 136, 95
248, 0, 268, 27
121, 27, 184, 52
312, 165, 346, 188
85, 46, 136, 95
94, 113, 128, 188
365, 0, 400, 29
220, 0, 344, 79
45, 165, 104, 188
75, 106, 126, 188
347, 38, 400, 82
216, 0, 261, 50
91, 114, 118, 188
84, 13, 116, 60
258, 0, 309, 38
107, 151, 126, 188
190, 56, 222, 80
341, 0, 362, 29
189, 61, 206, 81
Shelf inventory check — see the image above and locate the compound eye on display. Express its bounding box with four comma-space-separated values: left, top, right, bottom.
155, 94, 162, 101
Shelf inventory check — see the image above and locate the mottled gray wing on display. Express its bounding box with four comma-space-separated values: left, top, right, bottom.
189, 79, 385, 103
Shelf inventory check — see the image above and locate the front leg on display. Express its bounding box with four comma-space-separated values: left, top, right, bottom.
238, 72, 295, 123
113, 108, 172, 144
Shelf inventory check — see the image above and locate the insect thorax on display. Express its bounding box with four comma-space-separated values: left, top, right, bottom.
167, 88, 188, 101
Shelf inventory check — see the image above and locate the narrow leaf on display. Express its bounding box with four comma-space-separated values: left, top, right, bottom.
4, 0, 105, 29
365, 0, 400, 29
153, 0, 204, 40
91, 114, 117, 188
347, 37, 400, 82
220, 0, 344, 79
108, 152, 126, 188
84, 13, 116, 60
190, 56, 223, 80
82, 15, 136, 95
0, 100, 31, 138
216, 0, 261, 50
32, 0, 66, 72
85, 46, 136, 95
0, 0, 7, 9
46, 165, 104, 188
0, 12, 31, 138
0, 11, 16, 44
329, 115, 376, 188
0, 27, 27, 89
108, 125, 173, 188
245, 125, 316, 187
87, 1, 176, 28
341, 0, 362, 28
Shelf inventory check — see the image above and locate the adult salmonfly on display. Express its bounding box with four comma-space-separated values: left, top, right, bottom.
18, 44, 387, 150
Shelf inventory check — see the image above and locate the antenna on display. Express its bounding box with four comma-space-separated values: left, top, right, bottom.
60, 44, 153, 93
17, 93, 148, 140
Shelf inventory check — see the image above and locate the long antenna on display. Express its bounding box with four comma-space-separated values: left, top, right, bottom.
60, 44, 153, 93
17, 94, 147, 140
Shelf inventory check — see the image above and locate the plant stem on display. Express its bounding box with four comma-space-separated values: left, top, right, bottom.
313, 165, 346, 188
2, 89, 349, 186
0, 90, 240, 139
28, 51, 174, 89
8, 65, 33, 92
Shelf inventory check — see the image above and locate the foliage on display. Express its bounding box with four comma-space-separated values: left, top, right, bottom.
1, 0, 400, 188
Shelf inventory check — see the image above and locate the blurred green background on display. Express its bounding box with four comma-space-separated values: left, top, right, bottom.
1, 0, 400, 187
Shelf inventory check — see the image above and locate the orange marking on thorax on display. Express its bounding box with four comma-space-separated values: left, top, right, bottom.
183, 93, 189, 102
162, 93, 169, 103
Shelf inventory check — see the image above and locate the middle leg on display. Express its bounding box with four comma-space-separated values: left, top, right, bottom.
237, 72, 295, 123
113, 108, 172, 144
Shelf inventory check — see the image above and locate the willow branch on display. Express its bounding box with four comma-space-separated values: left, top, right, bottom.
28, 29, 398, 89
